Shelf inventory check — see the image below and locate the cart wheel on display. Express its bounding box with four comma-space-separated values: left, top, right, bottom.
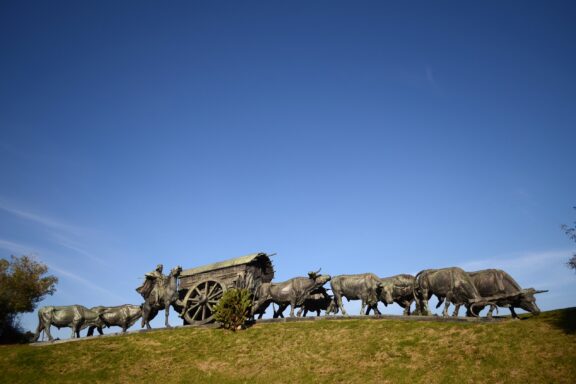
182, 279, 226, 325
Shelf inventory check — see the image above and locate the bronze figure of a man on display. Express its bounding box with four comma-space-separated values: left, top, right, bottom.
136, 264, 165, 304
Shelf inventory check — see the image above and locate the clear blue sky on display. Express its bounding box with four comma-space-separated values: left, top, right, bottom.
1, 1, 575, 335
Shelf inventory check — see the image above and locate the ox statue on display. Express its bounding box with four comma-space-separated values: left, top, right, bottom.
87, 304, 143, 336
414, 267, 498, 317
272, 287, 336, 318
329, 273, 393, 316
367, 274, 416, 316
451, 269, 548, 319
33, 305, 104, 342
297, 287, 335, 317
252, 269, 331, 318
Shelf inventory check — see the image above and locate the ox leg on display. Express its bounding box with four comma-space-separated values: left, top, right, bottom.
418, 290, 431, 316
44, 325, 54, 342
252, 299, 267, 318
420, 298, 430, 316
165, 305, 172, 328
403, 305, 410, 316
510, 307, 519, 320
33, 321, 45, 342
273, 304, 286, 318
486, 305, 496, 319
326, 301, 335, 315
289, 300, 296, 318
402, 301, 412, 316
452, 303, 461, 317
442, 294, 452, 317
335, 295, 347, 316
365, 303, 379, 316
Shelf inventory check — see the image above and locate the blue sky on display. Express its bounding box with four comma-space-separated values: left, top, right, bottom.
1, 1, 575, 336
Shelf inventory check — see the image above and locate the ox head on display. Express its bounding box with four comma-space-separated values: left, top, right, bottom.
469, 288, 548, 317
508, 288, 548, 315
308, 268, 331, 287
378, 282, 394, 306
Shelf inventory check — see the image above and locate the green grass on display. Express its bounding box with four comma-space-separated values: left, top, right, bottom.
1, 308, 575, 383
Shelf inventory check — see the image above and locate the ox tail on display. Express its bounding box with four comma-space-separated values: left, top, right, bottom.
412, 271, 425, 315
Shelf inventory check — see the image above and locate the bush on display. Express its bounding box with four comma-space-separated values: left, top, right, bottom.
213, 288, 253, 331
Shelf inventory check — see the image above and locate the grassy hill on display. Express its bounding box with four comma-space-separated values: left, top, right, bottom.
1, 308, 575, 384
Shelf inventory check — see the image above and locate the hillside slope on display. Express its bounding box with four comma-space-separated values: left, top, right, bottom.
1, 309, 575, 383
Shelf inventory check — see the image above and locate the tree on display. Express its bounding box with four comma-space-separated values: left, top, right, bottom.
561, 207, 576, 271
0, 255, 58, 343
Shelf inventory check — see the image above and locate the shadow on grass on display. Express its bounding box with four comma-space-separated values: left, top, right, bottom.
550, 308, 576, 334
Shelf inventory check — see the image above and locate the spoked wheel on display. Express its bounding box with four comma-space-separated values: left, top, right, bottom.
181, 279, 226, 325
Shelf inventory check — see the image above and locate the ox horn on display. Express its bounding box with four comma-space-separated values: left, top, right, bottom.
469, 302, 482, 317
533, 289, 549, 294
470, 301, 497, 317
308, 268, 321, 279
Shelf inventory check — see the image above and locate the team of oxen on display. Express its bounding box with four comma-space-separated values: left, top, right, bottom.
250, 267, 547, 322
33, 266, 547, 342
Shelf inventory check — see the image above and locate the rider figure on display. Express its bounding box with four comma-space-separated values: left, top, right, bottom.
136, 264, 166, 304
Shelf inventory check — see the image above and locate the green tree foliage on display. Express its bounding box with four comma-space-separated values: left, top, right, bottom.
561, 207, 576, 271
0, 255, 58, 343
213, 288, 252, 331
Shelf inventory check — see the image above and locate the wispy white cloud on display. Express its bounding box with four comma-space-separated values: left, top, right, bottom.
0, 239, 39, 256
48, 232, 108, 265
459, 249, 575, 293
460, 249, 569, 272
0, 199, 109, 266
0, 201, 87, 236
0, 238, 122, 302
47, 263, 125, 302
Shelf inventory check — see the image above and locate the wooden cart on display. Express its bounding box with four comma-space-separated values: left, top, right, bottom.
178, 252, 275, 325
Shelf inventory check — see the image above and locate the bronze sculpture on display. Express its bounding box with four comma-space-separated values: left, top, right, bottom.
449, 269, 548, 318
33, 305, 104, 342
414, 267, 500, 317
31, 254, 551, 341
178, 253, 275, 325
87, 304, 143, 335
252, 269, 331, 318
328, 273, 393, 316
140, 265, 182, 329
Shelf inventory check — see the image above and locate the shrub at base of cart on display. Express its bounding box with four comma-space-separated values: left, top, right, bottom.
213, 288, 253, 331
